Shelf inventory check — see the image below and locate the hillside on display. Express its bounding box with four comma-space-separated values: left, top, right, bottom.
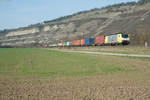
0, 1, 150, 47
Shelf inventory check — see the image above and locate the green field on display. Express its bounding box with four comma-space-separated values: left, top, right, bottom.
0, 48, 149, 80
0, 48, 128, 78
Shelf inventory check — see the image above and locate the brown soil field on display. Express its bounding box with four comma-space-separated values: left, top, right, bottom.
0, 76, 150, 100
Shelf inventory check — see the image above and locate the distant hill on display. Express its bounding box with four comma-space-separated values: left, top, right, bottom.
0, 0, 150, 47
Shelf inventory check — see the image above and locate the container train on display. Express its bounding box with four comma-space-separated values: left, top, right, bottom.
49, 32, 130, 47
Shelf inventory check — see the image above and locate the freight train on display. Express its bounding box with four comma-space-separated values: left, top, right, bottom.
49, 32, 130, 47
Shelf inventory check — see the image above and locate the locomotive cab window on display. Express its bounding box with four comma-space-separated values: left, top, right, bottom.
122, 34, 128, 38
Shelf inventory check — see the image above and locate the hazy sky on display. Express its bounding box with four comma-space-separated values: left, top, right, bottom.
0, 0, 139, 30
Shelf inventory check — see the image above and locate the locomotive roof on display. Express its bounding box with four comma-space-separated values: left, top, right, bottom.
108, 32, 128, 35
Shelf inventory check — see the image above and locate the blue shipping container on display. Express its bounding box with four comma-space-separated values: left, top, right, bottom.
84, 38, 95, 45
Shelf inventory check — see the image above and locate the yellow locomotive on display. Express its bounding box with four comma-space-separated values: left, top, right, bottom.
105, 33, 130, 45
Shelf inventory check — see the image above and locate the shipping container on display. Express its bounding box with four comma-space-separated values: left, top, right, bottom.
96, 36, 105, 45
74, 40, 78, 46
81, 39, 85, 45
63, 42, 67, 46
58, 43, 60, 46
71, 40, 75, 46
58, 42, 63, 46
67, 41, 72, 46
76, 40, 81, 46
84, 38, 95, 45
67, 41, 69, 46
57, 42, 59, 46
61, 42, 63, 46
71, 40, 80, 46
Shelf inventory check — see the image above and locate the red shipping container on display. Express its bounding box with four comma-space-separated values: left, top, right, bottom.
96, 35, 105, 45
57, 42, 59, 46
61, 42, 63, 46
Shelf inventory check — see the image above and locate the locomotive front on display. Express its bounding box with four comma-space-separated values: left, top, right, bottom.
121, 33, 130, 45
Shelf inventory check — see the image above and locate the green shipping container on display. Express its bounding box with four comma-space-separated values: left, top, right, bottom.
63, 42, 67, 46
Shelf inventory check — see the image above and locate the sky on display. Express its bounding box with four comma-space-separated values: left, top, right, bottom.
0, 0, 139, 30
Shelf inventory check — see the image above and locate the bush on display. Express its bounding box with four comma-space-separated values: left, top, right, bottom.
138, 0, 150, 4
